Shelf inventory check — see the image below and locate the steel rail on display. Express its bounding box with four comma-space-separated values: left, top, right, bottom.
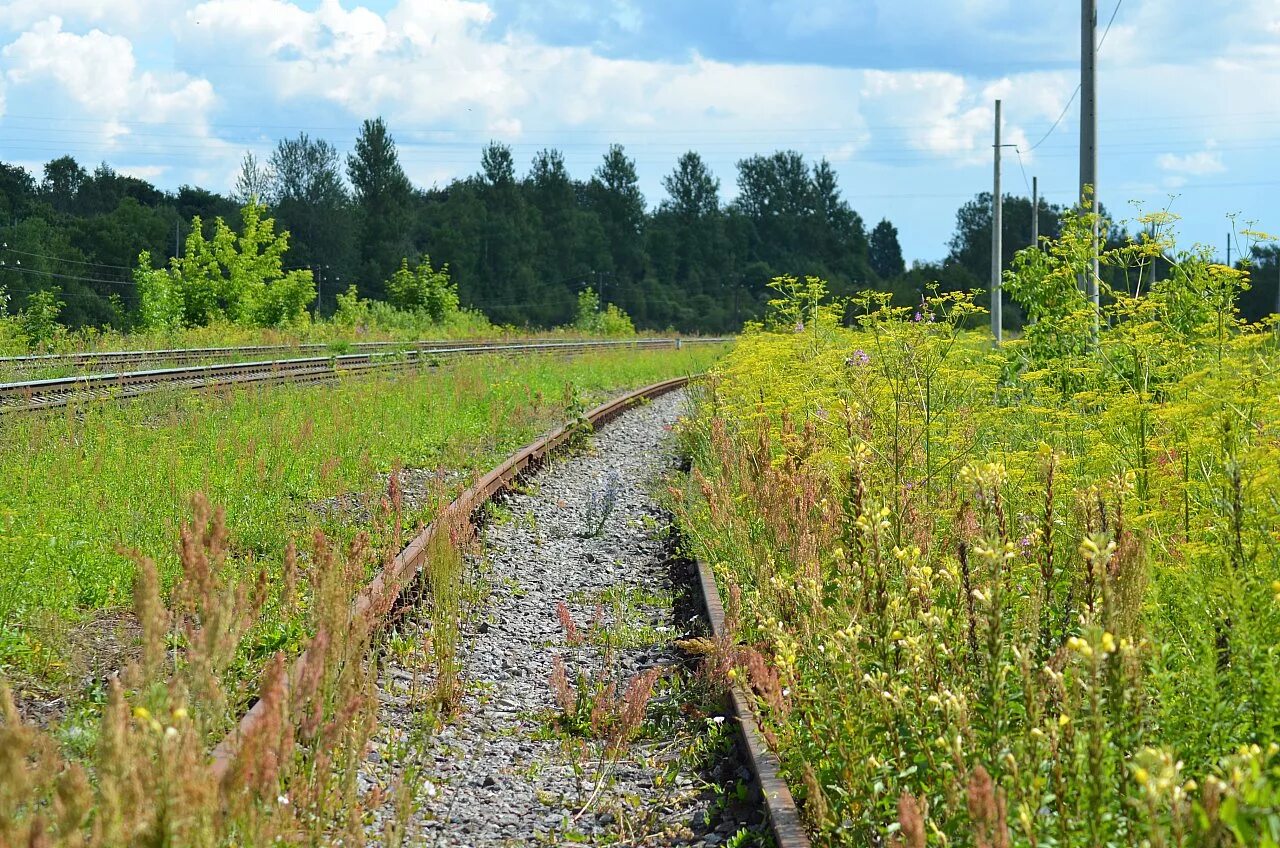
0, 338, 728, 414
209, 375, 694, 782
0, 338, 571, 374
695, 558, 813, 847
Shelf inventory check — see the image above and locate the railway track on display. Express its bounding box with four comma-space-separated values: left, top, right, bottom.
209, 377, 802, 846
0, 337, 726, 414
0, 338, 528, 375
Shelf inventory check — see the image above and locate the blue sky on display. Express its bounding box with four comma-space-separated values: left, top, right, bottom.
1, 0, 1278, 264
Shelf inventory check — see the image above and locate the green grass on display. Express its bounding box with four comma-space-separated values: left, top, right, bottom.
0, 345, 720, 685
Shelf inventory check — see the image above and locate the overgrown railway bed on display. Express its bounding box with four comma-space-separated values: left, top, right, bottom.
203, 377, 799, 846
0, 337, 724, 414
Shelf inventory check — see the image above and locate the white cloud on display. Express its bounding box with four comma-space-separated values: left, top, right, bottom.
1157, 148, 1226, 176
2, 0, 1277, 262
3, 16, 216, 145
859, 70, 1043, 166
117, 163, 170, 182
0, 0, 185, 38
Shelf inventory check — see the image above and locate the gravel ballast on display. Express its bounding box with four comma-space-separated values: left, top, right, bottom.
361, 389, 766, 846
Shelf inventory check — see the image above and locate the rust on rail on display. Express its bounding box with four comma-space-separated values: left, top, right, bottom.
695, 558, 813, 848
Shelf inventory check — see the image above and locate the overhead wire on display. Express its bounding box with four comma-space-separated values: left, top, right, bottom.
0, 264, 136, 289
1, 246, 134, 272
1026, 0, 1123, 152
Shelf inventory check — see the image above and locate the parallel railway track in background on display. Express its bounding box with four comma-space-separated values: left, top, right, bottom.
0, 337, 653, 375
0, 337, 728, 415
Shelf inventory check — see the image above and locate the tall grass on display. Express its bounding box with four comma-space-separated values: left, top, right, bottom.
672, 219, 1280, 845
2, 496, 385, 845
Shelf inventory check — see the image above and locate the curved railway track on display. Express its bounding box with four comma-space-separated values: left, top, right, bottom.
0, 337, 726, 414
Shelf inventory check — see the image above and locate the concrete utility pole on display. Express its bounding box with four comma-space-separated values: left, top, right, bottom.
991, 99, 1003, 344
1226, 233, 1232, 267
1032, 176, 1039, 249
1081, 0, 1100, 326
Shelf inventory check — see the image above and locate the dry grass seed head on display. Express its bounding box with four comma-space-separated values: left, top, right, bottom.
894, 791, 927, 848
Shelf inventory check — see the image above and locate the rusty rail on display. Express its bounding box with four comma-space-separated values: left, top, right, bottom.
695, 559, 813, 847
210, 375, 694, 779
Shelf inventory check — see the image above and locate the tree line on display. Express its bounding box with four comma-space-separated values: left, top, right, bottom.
1, 116, 1275, 335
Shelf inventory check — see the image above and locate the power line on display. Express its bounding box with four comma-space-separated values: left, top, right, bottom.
1, 245, 134, 272
0, 263, 136, 289
1098, 0, 1125, 50
1013, 146, 1033, 195
1026, 87, 1082, 152
1026, 0, 1122, 153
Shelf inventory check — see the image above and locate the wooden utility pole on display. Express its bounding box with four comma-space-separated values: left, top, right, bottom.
1081, 0, 1099, 328
991, 99, 1003, 345
1031, 176, 1039, 249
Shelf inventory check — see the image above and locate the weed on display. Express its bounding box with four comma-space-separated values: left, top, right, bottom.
672, 215, 1280, 844
580, 471, 624, 538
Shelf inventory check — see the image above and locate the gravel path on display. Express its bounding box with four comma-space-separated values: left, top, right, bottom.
361, 389, 766, 846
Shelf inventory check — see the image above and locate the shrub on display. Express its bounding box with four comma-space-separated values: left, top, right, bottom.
385, 257, 460, 323
17, 288, 65, 350
574, 287, 636, 337
133, 251, 183, 332
672, 216, 1280, 845
147, 202, 317, 330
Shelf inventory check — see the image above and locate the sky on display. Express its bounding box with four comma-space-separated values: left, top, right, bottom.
0, 0, 1278, 263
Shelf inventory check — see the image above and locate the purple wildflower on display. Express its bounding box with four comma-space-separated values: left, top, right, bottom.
845, 349, 871, 368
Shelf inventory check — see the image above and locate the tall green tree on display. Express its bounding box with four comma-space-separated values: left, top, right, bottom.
526, 149, 584, 323
232, 152, 274, 205
0, 163, 36, 220
474, 142, 539, 324
869, 219, 905, 280
733, 151, 813, 274
347, 118, 414, 297
268, 133, 353, 306
809, 158, 870, 288
40, 156, 87, 215
661, 151, 720, 219
650, 151, 732, 328
588, 144, 646, 315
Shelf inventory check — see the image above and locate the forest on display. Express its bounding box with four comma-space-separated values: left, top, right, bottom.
1, 117, 1277, 337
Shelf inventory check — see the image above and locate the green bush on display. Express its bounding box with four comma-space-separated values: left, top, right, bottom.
574, 287, 636, 337
17, 289, 65, 350
135, 202, 316, 331
385, 257, 460, 323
